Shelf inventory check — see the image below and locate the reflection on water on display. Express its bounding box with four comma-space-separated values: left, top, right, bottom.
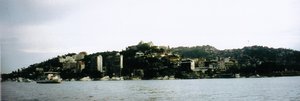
2, 77, 300, 101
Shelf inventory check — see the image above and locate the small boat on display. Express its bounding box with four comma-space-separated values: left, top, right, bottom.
163, 76, 169, 80
111, 76, 124, 81
70, 78, 76, 81
169, 76, 175, 80
100, 76, 110, 81
80, 76, 92, 81
23, 78, 32, 83
131, 77, 141, 80
249, 74, 261, 78
36, 72, 62, 84
17, 77, 23, 82
235, 74, 240, 78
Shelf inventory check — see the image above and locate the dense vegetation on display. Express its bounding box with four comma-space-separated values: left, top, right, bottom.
172, 45, 300, 76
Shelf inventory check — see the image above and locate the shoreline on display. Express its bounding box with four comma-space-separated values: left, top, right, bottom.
3, 75, 300, 82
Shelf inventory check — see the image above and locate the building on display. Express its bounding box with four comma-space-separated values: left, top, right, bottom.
77, 61, 85, 71
105, 53, 124, 77
97, 55, 103, 72
216, 57, 238, 71
59, 52, 87, 72
135, 51, 144, 57
120, 55, 123, 69
180, 59, 195, 71
59, 56, 76, 69
74, 52, 87, 61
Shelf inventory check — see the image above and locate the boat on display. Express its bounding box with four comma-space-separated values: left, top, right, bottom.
110, 76, 124, 81
249, 74, 261, 78
17, 77, 23, 82
23, 78, 32, 83
235, 74, 240, 78
80, 76, 92, 81
70, 78, 76, 81
100, 76, 110, 81
36, 72, 62, 84
169, 76, 175, 80
131, 77, 141, 80
163, 76, 169, 80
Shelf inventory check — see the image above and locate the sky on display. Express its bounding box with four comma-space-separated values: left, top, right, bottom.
1, 0, 300, 73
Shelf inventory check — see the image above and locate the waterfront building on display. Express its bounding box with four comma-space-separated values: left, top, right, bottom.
204, 61, 218, 69
120, 55, 123, 69
180, 59, 195, 71
77, 61, 85, 71
104, 53, 124, 77
75, 52, 87, 71
97, 55, 103, 72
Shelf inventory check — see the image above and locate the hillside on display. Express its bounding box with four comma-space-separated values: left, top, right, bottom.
171, 45, 300, 75
2, 42, 300, 81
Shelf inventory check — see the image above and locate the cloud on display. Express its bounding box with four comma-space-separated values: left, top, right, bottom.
0, 0, 78, 26
0, 0, 81, 50
0, 0, 80, 73
21, 48, 61, 54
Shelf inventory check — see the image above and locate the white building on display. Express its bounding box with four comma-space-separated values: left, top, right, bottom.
97, 55, 103, 72
120, 55, 123, 69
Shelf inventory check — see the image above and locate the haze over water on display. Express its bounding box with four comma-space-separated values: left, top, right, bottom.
2, 77, 300, 101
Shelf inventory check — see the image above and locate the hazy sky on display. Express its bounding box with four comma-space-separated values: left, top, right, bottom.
1, 0, 300, 73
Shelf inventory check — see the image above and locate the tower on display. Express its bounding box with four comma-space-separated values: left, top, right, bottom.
120, 55, 123, 69
97, 55, 103, 72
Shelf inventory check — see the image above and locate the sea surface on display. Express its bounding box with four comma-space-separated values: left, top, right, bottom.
2, 76, 300, 101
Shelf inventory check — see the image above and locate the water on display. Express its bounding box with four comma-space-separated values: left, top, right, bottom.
2, 77, 300, 101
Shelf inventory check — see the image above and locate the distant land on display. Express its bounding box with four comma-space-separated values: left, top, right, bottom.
2, 41, 300, 81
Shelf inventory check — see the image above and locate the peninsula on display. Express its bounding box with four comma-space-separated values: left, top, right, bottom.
2, 41, 300, 81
